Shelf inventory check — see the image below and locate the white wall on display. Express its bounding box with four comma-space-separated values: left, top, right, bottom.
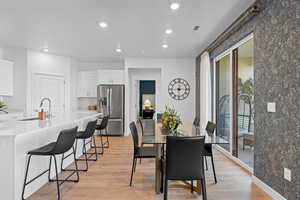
0, 47, 3, 59
70, 58, 79, 111
124, 58, 195, 135
26, 51, 71, 114
1, 47, 27, 111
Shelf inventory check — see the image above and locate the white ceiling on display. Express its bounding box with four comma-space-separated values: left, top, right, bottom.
0, 0, 255, 62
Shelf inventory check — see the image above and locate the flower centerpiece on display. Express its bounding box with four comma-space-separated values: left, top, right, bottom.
0, 101, 6, 110
161, 106, 182, 136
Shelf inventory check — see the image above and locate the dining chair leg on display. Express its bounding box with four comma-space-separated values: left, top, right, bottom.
201, 178, 207, 200
160, 159, 164, 193
129, 156, 136, 186
133, 158, 137, 172
211, 155, 217, 184
204, 156, 208, 170
140, 144, 143, 164
164, 179, 168, 200
191, 180, 194, 193
53, 155, 61, 200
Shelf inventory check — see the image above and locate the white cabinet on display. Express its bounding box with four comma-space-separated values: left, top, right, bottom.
97, 69, 124, 85
77, 71, 97, 98
0, 60, 14, 96
77, 69, 124, 98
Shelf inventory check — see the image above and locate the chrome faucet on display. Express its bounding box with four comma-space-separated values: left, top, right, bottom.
40, 97, 52, 119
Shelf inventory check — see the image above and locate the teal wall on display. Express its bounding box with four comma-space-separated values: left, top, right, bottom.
139, 80, 155, 116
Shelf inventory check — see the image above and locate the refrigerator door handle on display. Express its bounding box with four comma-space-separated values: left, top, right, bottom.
106, 88, 110, 116
109, 88, 112, 117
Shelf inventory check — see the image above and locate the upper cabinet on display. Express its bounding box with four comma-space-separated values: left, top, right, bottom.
97, 69, 124, 85
77, 71, 97, 98
0, 60, 14, 96
77, 69, 124, 98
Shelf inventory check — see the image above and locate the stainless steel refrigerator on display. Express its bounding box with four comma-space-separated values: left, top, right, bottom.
97, 84, 124, 136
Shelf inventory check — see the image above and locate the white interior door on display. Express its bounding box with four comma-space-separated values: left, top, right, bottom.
132, 80, 140, 120
135, 80, 140, 119
32, 73, 66, 114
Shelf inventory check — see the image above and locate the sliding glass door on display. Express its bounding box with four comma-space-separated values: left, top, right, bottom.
216, 54, 232, 152
214, 35, 254, 169
235, 38, 254, 167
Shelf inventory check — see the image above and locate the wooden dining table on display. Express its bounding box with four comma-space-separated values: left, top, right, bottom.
142, 120, 229, 194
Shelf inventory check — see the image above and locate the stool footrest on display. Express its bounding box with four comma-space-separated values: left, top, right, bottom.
90, 145, 104, 154
25, 169, 49, 186
63, 152, 73, 160
49, 170, 79, 186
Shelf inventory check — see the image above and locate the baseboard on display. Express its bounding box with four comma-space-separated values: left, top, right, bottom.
215, 145, 254, 173
252, 176, 287, 200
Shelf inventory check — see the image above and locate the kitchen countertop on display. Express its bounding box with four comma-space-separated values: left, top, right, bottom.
0, 110, 23, 120
0, 111, 101, 137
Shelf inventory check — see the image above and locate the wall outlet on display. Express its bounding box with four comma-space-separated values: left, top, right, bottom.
267, 102, 276, 112
284, 168, 291, 182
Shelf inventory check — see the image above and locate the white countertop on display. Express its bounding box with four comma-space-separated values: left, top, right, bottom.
0, 111, 101, 137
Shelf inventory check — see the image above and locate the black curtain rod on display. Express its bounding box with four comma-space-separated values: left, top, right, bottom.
197, 5, 260, 58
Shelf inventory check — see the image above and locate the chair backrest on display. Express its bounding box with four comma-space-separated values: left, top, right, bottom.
166, 136, 205, 180
193, 117, 200, 127
138, 118, 144, 136
205, 121, 216, 135
98, 116, 109, 130
156, 113, 163, 121
129, 122, 139, 153
53, 126, 78, 154
84, 120, 98, 138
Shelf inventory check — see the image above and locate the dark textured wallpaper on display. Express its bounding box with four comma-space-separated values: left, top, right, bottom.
200, 0, 300, 199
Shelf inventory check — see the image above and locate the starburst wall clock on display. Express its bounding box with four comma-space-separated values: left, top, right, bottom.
168, 78, 190, 100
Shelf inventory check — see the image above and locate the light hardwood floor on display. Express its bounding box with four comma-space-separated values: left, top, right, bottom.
27, 136, 273, 200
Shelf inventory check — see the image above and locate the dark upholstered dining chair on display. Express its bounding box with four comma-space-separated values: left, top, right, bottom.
164, 136, 207, 200
129, 122, 156, 186
204, 121, 217, 183
193, 116, 200, 127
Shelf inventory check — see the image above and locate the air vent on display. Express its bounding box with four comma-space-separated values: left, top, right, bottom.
193, 26, 200, 31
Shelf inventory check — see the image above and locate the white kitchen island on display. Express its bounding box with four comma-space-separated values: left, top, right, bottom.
0, 111, 101, 200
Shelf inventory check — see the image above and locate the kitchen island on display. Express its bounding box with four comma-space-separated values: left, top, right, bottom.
0, 111, 101, 200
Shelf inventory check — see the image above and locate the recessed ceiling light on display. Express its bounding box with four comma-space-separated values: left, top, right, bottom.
43, 47, 49, 52
170, 3, 180, 10
98, 22, 108, 28
162, 44, 168, 49
116, 48, 122, 53
165, 29, 173, 34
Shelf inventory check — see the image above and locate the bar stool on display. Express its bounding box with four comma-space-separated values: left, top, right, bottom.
61, 120, 98, 172
21, 126, 79, 200
93, 116, 110, 153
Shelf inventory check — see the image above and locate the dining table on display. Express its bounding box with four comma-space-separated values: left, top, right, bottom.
142, 120, 229, 194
